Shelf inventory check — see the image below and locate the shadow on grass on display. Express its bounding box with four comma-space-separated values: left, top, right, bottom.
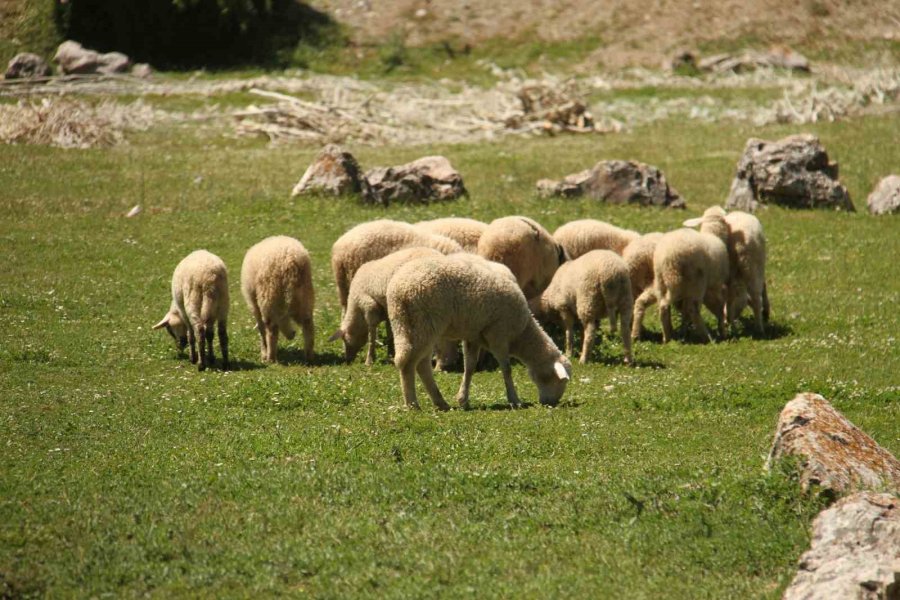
730, 318, 793, 341
225, 359, 265, 372
279, 347, 346, 367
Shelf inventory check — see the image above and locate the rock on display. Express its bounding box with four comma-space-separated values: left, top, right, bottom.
362, 156, 467, 205
291, 144, 366, 197
725, 134, 854, 212
766, 393, 900, 496
867, 175, 900, 215
536, 160, 685, 208
131, 63, 153, 79
697, 48, 810, 74
53, 40, 132, 76
783, 492, 900, 600
4, 52, 52, 79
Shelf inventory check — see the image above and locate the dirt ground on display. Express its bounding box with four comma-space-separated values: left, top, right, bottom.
308, 0, 900, 68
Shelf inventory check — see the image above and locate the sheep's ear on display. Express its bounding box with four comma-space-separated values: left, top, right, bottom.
152, 316, 170, 330
554, 361, 570, 381
682, 217, 703, 228
328, 329, 345, 342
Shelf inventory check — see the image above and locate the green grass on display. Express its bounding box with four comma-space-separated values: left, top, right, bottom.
1, 99, 899, 597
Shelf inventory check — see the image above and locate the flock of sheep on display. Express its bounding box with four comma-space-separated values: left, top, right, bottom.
153, 208, 768, 409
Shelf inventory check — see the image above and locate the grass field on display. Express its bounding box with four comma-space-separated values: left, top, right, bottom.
2, 91, 899, 597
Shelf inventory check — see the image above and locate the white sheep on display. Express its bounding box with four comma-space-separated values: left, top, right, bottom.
415, 217, 487, 253
241, 235, 315, 364
530, 250, 634, 364
553, 219, 640, 259
153, 249, 230, 371
477, 215, 568, 299
331, 219, 463, 312
386, 255, 572, 410
645, 227, 729, 343
622, 232, 664, 301
684, 207, 769, 334
329, 246, 444, 365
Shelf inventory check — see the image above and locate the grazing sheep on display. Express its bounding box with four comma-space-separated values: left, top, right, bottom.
553, 219, 640, 259
622, 232, 664, 301
330, 246, 444, 365
387, 256, 572, 410
416, 217, 487, 253
477, 216, 568, 299
530, 250, 634, 364
646, 228, 729, 343
331, 219, 463, 312
684, 207, 768, 334
153, 250, 229, 371
241, 236, 315, 364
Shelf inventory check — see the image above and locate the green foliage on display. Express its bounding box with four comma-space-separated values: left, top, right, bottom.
0, 92, 899, 597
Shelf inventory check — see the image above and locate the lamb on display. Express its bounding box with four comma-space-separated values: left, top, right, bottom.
530, 250, 634, 364
642, 227, 729, 343
415, 217, 487, 253
386, 255, 572, 410
241, 235, 315, 364
329, 246, 444, 365
622, 232, 664, 301
684, 207, 768, 334
331, 219, 463, 312
153, 249, 230, 371
477, 215, 568, 299
553, 219, 641, 259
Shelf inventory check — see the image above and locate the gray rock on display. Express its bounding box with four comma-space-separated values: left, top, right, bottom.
783, 492, 900, 600
726, 134, 854, 212
53, 40, 132, 76
766, 393, 900, 496
362, 156, 467, 206
867, 175, 900, 215
4, 52, 52, 79
291, 144, 365, 197
536, 160, 685, 208
697, 49, 810, 74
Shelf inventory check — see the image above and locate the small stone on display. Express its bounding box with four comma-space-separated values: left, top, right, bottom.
766, 393, 900, 495
783, 492, 900, 600
725, 134, 853, 212
536, 160, 684, 208
291, 144, 366, 197
867, 175, 900, 215
4, 52, 52, 79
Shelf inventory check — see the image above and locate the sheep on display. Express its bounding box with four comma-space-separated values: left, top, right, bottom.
241, 235, 315, 364
153, 250, 229, 371
553, 219, 640, 259
684, 207, 768, 334
386, 255, 572, 410
530, 250, 634, 364
331, 219, 463, 312
643, 227, 729, 343
622, 232, 664, 301
477, 216, 568, 299
415, 217, 487, 253
329, 246, 444, 365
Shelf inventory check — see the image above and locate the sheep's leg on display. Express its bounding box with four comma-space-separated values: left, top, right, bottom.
762, 282, 770, 322
688, 299, 712, 343
454, 341, 479, 409
748, 288, 765, 335
394, 341, 421, 410
385, 321, 395, 357
434, 339, 459, 372
188, 326, 198, 364
620, 302, 633, 365
631, 288, 656, 340
607, 305, 618, 335
726, 281, 748, 335
706, 289, 727, 341
205, 323, 216, 365
495, 353, 521, 408
196, 324, 208, 371
265, 325, 279, 363
217, 321, 229, 370
365, 320, 378, 366
416, 356, 449, 412
254, 316, 267, 362
561, 313, 576, 357
580, 320, 597, 364
299, 318, 313, 363
659, 299, 674, 343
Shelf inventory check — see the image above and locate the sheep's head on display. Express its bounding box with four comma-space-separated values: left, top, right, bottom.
152, 308, 188, 350
684, 206, 729, 245
328, 325, 367, 363
530, 355, 571, 406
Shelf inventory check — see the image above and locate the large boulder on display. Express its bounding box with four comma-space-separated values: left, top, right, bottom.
726, 134, 854, 212
362, 156, 467, 206
4, 52, 52, 79
536, 160, 685, 208
291, 144, 366, 197
53, 41, 131, 76
867, 175, 900, 215
766, 393, 900, 496
783, 492, 900, 600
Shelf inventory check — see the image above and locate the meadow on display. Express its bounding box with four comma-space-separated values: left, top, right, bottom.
1, 90, 899, 597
